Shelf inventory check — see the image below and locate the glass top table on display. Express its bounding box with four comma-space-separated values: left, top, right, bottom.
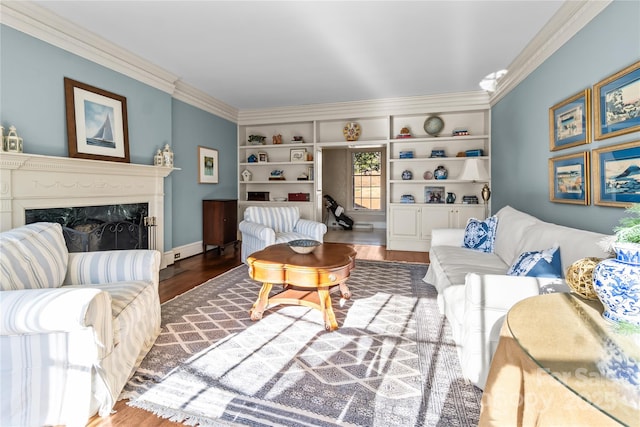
507, 293, 640, 426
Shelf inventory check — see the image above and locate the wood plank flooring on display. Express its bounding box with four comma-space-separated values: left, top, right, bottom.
86, 243, 427, 426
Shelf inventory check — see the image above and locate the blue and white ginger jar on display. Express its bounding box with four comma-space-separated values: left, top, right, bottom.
593, 243, 640, 326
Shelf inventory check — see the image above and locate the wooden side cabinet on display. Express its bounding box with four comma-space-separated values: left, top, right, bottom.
203, 199, 238, 253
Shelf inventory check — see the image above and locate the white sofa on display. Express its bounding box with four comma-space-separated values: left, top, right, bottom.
423, 205, 611, 390
239, 206, 327, 263
0, 222, 161, 427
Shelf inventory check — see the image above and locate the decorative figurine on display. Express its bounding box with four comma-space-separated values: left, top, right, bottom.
5, 125, 23, 153
248, 154, 258, 163
162, 143, 174, 167
154, 149, 164, 166
397, 126, 412, 138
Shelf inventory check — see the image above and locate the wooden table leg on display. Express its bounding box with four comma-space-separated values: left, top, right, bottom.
338, 281, 351, 300
318, 287, 338, 331
250, 282, 273, 321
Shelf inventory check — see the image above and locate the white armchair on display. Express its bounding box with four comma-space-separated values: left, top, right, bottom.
0, 222, 161, 426
239, 206, 327, 263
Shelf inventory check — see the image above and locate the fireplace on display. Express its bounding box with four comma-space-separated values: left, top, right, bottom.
0, 153, 175, 266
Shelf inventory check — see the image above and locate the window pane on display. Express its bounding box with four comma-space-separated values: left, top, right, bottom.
352, 151, 381, 210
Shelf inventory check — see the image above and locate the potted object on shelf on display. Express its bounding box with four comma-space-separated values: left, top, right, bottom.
593, 203, 640, 327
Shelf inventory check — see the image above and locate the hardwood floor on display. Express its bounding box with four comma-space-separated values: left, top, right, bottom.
87, 243, 427, 426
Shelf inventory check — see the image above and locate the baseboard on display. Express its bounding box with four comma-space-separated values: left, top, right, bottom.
172, 241, 204, 262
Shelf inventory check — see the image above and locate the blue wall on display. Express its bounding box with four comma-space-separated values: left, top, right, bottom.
492, 0, 640, 235
0, 25, 238, 251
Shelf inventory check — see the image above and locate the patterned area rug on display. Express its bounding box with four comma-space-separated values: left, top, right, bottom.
123, 260, 482, 426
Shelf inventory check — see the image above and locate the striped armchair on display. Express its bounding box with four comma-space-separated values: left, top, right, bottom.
0, 222, 161, 426
239, 206, 327, 263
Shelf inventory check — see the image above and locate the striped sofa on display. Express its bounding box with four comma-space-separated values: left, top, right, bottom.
0, 222, 161, 427
239, 206, 327, 263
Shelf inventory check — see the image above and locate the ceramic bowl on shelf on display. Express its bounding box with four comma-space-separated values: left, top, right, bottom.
272, 197, 287, 202
288, 239, 321, 254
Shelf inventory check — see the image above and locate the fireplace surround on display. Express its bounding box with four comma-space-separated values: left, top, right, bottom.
0, 152, 175, 266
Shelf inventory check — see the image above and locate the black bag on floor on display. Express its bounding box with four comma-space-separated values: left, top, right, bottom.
323, 195, 354, 230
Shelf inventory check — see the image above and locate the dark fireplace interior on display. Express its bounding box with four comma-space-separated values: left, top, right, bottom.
26, 203, 149, 252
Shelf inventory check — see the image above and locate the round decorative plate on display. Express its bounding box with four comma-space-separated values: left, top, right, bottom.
343, 122, 361, 141
424, 116, 444, 137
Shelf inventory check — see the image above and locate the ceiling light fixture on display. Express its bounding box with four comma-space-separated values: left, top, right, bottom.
479, 69, 508, 92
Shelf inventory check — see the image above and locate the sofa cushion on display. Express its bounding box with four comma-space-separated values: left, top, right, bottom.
244, 206, 299, 233
507, 245, 563, 278
493, 206, 540, 266
463, 216, 498, 253
0, 222, 69, 291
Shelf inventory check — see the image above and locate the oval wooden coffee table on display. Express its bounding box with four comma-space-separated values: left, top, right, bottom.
246, 242, 357, 331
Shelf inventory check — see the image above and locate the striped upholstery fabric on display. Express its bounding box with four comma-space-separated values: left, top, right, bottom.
0, 223, 162, 426
239, 206, 327, 263
0, 222, 69, 290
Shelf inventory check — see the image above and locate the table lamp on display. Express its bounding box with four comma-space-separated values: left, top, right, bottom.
457, 158, 491, 217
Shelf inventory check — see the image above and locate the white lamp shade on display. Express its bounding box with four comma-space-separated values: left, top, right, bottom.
458, 158, 489, 181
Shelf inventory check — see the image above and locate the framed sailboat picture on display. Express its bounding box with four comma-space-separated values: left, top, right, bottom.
64, 77, 130, 162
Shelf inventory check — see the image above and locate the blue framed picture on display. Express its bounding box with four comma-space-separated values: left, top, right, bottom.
594, 61, 640, 140
592, 140, 640, 207
549, 89, 591, 151
549, 152, 589, 205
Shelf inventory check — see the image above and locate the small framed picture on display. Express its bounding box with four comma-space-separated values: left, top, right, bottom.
592, 140, 640, 207
549, 89, 591, 151
593, 60, 640, 140
198, 146, 218, 184
290, 148, 307, 162
548, 152, 589, 205
258, 152, 268, 163
424, 186, 445, 203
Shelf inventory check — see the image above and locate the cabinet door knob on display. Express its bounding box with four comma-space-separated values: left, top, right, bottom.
328, 273, 337, 282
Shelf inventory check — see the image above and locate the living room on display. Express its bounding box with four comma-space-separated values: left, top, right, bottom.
1, 1, 639, 426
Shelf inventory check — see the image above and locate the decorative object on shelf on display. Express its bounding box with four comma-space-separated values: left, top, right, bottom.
402, 170, 413, 180
4, 125, 23, 153
287, 239, 321, 254
0, 126, 4, 151
399, 150, 414, 159
452, 129, 470, 136
566, 257, 603, 300
462, 195, 479, 204
424, 186, 445, 203
272, 134, 282, 144
549, 89, 591, 151
456, 151, 467, 157
430, 149, 446, 158
592, 140, 640, 207
258, 152, 268, 163
423, 170, 433, 180
593, 203, 640, 326
465, 149, 484, 157
306, 152, 314, 161
288, 192, 310, 201
343, 122, 361, 141
290, 148, 306, 162
433, 165, 448, 180
248, 134, 266, 145
272, 197, 287, 202
269, 170, 285, 180
241, 169, 252, 182
548, 152, 589, 205
397, 126, 412, 138
297, 172, 309, 181
197, 146, 218, 183
162, 143, 174, 168
424, 115, 444, 137
64, 77, 130, 163
154, 149, 163, 166
248, 191, 270, 201
593, 60, 640, 140
248, 154, 258, 163
446, 192, 456, 204
292, 135, 304, 143
400, 194, 415, 204
308, 166, 314, 179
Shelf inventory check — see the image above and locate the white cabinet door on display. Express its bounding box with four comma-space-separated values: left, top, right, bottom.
389, 205, 421, 239
420, 206, 453, 239
453, 205, 486, 228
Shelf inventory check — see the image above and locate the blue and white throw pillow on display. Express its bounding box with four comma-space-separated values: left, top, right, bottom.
507, 245, 563, 278
463, 216, 498, 253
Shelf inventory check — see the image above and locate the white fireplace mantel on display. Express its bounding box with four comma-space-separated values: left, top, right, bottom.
0, 152, 176, 265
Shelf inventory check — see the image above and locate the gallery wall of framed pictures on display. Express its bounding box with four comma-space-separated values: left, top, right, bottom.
549, 60, 640, 208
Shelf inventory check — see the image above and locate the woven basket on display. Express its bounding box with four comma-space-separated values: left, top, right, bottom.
565, 257, 603, 300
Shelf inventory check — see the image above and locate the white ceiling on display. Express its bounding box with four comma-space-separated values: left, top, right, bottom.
33, 0, 564, 110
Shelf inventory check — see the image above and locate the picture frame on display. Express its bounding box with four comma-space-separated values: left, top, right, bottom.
592, 140, 640, 207
198, 146, 218, 184
64, 77, 130, 162
549, 89, 591, 151
548, 152, 590, 205
258, 152, 268, 163
593, 60, 640, 140
290, 148, 307, 162
424, 186, 445, 203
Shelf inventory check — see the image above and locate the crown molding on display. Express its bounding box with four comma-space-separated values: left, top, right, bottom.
237, 91, 491, 125
172, 81, 238, 123
490, 0, 612, 105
